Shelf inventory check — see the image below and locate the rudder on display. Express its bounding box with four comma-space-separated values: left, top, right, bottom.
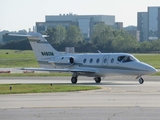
27, 33, 60, 60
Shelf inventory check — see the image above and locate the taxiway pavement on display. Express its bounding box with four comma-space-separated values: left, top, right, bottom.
0, 76, 160, 120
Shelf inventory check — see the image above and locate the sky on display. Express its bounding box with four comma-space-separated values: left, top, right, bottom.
0, 0, 160, 32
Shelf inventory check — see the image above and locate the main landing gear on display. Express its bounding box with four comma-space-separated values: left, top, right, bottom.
71, 77, 102, 84
71, 77, 77, 84
139, 78, 144, 84
94, 77, 101, 83
71, 73, 102, 84
71, 73, 78, 84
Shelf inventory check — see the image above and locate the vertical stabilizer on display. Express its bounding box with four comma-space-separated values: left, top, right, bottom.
27, 33, 60, 67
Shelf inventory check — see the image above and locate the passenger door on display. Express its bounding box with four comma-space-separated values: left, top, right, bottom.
102, 55, 110, 66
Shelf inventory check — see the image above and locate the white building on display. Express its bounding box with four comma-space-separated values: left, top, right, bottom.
36, 13, 115, 39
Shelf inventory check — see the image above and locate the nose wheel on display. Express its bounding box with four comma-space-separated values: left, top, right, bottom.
139, 78, 144, 84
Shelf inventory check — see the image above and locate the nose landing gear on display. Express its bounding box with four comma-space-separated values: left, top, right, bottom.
139, 78, 144, 84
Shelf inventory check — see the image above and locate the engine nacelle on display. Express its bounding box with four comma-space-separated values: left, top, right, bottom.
53, 56, 74, 66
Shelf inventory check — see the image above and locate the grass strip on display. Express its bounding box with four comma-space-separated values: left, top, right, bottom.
152, 71, 160, 76
0, 84, 101, 94
134, 54, 160, 69
0, 73, 71, 77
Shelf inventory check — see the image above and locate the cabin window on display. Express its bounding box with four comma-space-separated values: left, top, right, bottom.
96, 58, 100, 63
104, 58, 107, 63
83, 58, 87, 63
90, 58, 93, 63
111, 58, 114, 63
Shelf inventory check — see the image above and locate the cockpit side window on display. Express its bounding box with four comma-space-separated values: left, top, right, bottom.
123, 56, 135, 62
123, 56, 131, 62
117, 56, 126, 62
117, 55, 136, 63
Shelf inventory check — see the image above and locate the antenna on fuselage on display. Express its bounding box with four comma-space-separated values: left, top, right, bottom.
97, 50, 101, 53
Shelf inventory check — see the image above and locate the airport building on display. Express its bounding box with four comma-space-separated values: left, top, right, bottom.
148, 7, 160, 40
112, 22, 123, 30
36, 13, 115, 39
137, 12, 148, 42
137, 6, 160, 41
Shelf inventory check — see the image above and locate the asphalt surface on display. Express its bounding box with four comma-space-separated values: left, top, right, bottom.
0, 76, 160, 120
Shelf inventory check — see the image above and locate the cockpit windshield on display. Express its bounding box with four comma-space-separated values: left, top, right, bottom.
117, 55, 139, 63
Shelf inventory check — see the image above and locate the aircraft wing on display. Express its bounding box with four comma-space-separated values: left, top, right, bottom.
20, 68, 95, 73
21, 68, 70, 72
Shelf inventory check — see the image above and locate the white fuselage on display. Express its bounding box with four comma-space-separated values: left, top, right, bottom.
38, 53, 157, 77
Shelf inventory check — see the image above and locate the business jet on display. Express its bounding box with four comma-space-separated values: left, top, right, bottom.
8, 33, 157, 84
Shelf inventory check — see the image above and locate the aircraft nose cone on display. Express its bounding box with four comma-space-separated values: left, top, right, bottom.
152, 67, 157, 73
148, 66, 157, 74
141, 62, 157, 74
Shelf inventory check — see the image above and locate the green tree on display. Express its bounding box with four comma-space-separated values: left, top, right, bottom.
45, 27, 56, 44
112, 35, 125, 52
55, 26, 66, 44
139, 41, 152, 52
119, 31, 139, 52
92, 23, 114, 44
150, 40, 160, 51
66, 25, 83, 45
0, 39, 31, 50
91, 23, 140, 52
91, 23, 115, 52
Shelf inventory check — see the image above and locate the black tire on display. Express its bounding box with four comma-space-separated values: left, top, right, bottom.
71, 77, 77, 84
139, 78, 144, 84
95, 77, 101, 83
